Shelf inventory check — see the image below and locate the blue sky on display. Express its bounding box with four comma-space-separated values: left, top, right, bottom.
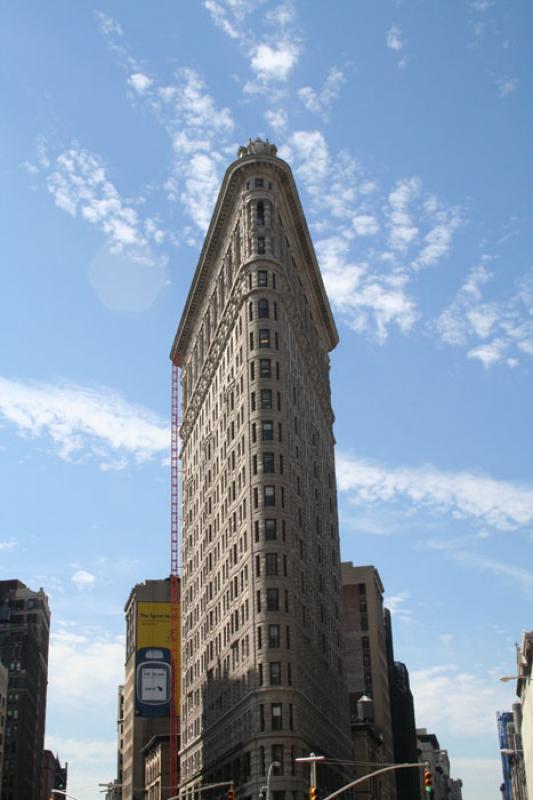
1, 1, 532, 797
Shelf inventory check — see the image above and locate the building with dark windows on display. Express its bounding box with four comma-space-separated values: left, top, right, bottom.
0, 580, 50, 800
172, 138, 352, 800
341, 563, 396, 800
383, 608, 420, 800
40, 750, 67, 800
0, 659, 7, 787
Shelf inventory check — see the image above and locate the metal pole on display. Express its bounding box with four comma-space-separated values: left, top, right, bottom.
266, 760, 280, 800
51, 792, 82, 800
321, 762, 428, 800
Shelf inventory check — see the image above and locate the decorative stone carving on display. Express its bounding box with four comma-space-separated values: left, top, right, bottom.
237, 137, 278, 158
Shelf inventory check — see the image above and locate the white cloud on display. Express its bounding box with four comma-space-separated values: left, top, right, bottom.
467, 338, 507, 368
496, 76, 518, 97
386, 24, 409, 67
43, 145, 167, 270
436, 264, 533, 367
411, 664, 507, 736
45, 626, 125, 794
203, 0, 301, 97
156, 67, 234, 231
94, 10, 123, 38
250, 41, 300, 83
352, 214, 379, 236
71, 570, 97, 591
387, 177, 421, 251
298, 67, 345, 119
0, 377, 169, 467
264, 108, 288, 132
386, 24, 404, 52
202, 0, 261, 40
281, 131, 459, 342
128, 72, 153, 93
337, 451, 533, 531
385, 592, 412, 623
0, 540, 16, 551
96, 13, 234, 234
48, 627, 124, 710
45, 734, 117, 799
429, 540, 533, 595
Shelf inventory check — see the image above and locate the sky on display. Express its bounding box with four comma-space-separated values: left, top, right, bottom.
1, 1, 532, 797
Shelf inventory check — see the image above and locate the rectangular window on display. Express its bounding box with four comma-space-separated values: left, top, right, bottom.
266, 587, 279, 610
250, 361, 255, 380
270, 661, 281, 685
252, 423, 257, 443
263, 452, 275, 473
258, 626, 262, 649
258, 270, 268, 286
272, 744, 284, 776
256, 590, 262, 613
265, 553, 278, 576
260, 703, 265, 731
265, 519, 277, 541
251, 392, 256, 411
262, 420, 274, 440
258, 329, 270, 348
264, 486, 275, 506
255, 178, 264, 187
268, 624, 280, 648
259, 359, 271, 378
271, 703, 282, 731
260, 389, 272, 409
258, 238, 266, 254
249, 332, 254, 350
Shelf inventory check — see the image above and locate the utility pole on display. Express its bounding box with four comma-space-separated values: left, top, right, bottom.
295, 753, 326, 798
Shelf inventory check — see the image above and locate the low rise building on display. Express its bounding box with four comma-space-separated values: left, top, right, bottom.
143, 735, 170, 800
40, 750, 67, 800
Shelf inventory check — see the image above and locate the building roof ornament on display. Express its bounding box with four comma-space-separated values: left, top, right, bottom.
238, 137, 277, 158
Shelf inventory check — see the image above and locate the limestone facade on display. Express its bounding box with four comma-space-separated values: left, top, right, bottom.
172, 139, 352, 800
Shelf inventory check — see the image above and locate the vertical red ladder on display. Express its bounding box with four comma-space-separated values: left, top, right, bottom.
170, 359, 180, 797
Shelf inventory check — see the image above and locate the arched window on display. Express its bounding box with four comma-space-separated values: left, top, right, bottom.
256, 201, 265, 225
258, 298, 269, 318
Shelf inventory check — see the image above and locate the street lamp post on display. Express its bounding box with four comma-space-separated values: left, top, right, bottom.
259, 760, 281, 800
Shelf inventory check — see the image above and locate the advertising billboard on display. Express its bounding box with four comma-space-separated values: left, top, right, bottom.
135, 601, 180, 717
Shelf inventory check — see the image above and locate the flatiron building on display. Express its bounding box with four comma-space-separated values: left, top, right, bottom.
171, 138, 352, 800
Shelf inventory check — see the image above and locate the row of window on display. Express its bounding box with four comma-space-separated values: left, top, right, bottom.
258, 660, 290, 687
257, 623, 290, 649
249, 328, 279, 350
250, 358, 280, 380
249, 298, 277, 320
256, 587, 289, 613
252, 452, 283, 475
248, 270, 276, 289
253, 485, 284, 508
250, 388, 281, 411
259, 701, 293, 732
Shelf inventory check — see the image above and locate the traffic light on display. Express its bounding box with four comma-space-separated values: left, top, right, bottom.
423, 769, 433, 793
309, 787, 317, 800
227, 787, 235, 800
